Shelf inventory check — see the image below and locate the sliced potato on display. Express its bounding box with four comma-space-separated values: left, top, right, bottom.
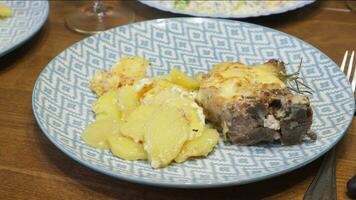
143, 88, 205, 139
184, 102, 205, 139
108, 135, 147, 160
143, 79, 176, 98
155, 74, 171, 81
90, 56, 150, 96
144, 106, 190, 168
112, 56, 150, 81
194, 73, 203, 84
119, 104, 158, 143
117, 85, 139, 118
175, 128, 219, 163
92, 90, 121, 121
170, 68, 200, 90
82, 119, 121, 150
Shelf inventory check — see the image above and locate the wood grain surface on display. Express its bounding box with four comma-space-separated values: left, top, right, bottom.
0, 1, 355, 199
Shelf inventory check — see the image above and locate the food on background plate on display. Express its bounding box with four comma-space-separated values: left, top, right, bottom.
84, 56, 219, 168
0, 3, 13, 20
197, 59, 314, 145
158, 1, 303, 16
83, 56, 315, 168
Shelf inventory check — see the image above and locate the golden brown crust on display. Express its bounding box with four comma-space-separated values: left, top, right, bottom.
197, 60, 313, 145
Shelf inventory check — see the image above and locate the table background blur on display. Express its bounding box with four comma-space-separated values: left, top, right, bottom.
0, 1, 355, 199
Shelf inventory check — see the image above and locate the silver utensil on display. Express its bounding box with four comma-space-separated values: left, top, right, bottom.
304, 50, 355, 200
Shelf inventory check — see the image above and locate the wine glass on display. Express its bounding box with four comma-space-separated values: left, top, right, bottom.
65, 0, 135, 35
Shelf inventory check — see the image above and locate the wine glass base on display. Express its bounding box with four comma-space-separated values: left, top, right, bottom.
65, 3, 135, 35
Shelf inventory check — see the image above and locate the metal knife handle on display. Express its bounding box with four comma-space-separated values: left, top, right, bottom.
347, 175, 356, 198
303, 148, 337, 200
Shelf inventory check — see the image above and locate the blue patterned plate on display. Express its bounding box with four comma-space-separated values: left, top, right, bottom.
0, 1, 49, 57
32, 18, 354, 188
139, 1, 315, 18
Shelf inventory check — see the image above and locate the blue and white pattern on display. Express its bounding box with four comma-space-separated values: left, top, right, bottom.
32, 18, 354, 188
139, 0, 315, 19
0, 1, 49, 57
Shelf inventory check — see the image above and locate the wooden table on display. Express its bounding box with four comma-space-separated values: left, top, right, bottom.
0, 1, 355, 199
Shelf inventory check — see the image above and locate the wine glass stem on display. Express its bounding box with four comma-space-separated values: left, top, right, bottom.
93, 0, 106, 17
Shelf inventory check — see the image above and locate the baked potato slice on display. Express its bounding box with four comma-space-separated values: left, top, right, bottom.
109, 135, 147, 160
143, 106, 190, 168
175, 128, 219, 163
82, 119, 121, 150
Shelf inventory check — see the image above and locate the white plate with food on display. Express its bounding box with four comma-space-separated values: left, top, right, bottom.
0, 0, 49, 57
32, 18, 354, 188
139, 0, 315, 18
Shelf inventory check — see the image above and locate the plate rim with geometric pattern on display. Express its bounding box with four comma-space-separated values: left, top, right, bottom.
32, 17, 355, 188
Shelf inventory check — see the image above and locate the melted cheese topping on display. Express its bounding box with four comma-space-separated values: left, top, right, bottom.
200, 62, 285, 99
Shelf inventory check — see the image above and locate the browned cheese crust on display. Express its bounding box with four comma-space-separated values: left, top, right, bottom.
197, 59, 313, 145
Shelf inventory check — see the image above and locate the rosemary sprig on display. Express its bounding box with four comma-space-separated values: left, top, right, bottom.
277, 58, 314, 95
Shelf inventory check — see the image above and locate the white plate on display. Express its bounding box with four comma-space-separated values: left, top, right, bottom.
32, 18, 354, 188
0, 1, 49, 57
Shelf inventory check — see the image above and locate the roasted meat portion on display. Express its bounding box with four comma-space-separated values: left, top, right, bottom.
197, 60, 314, 145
